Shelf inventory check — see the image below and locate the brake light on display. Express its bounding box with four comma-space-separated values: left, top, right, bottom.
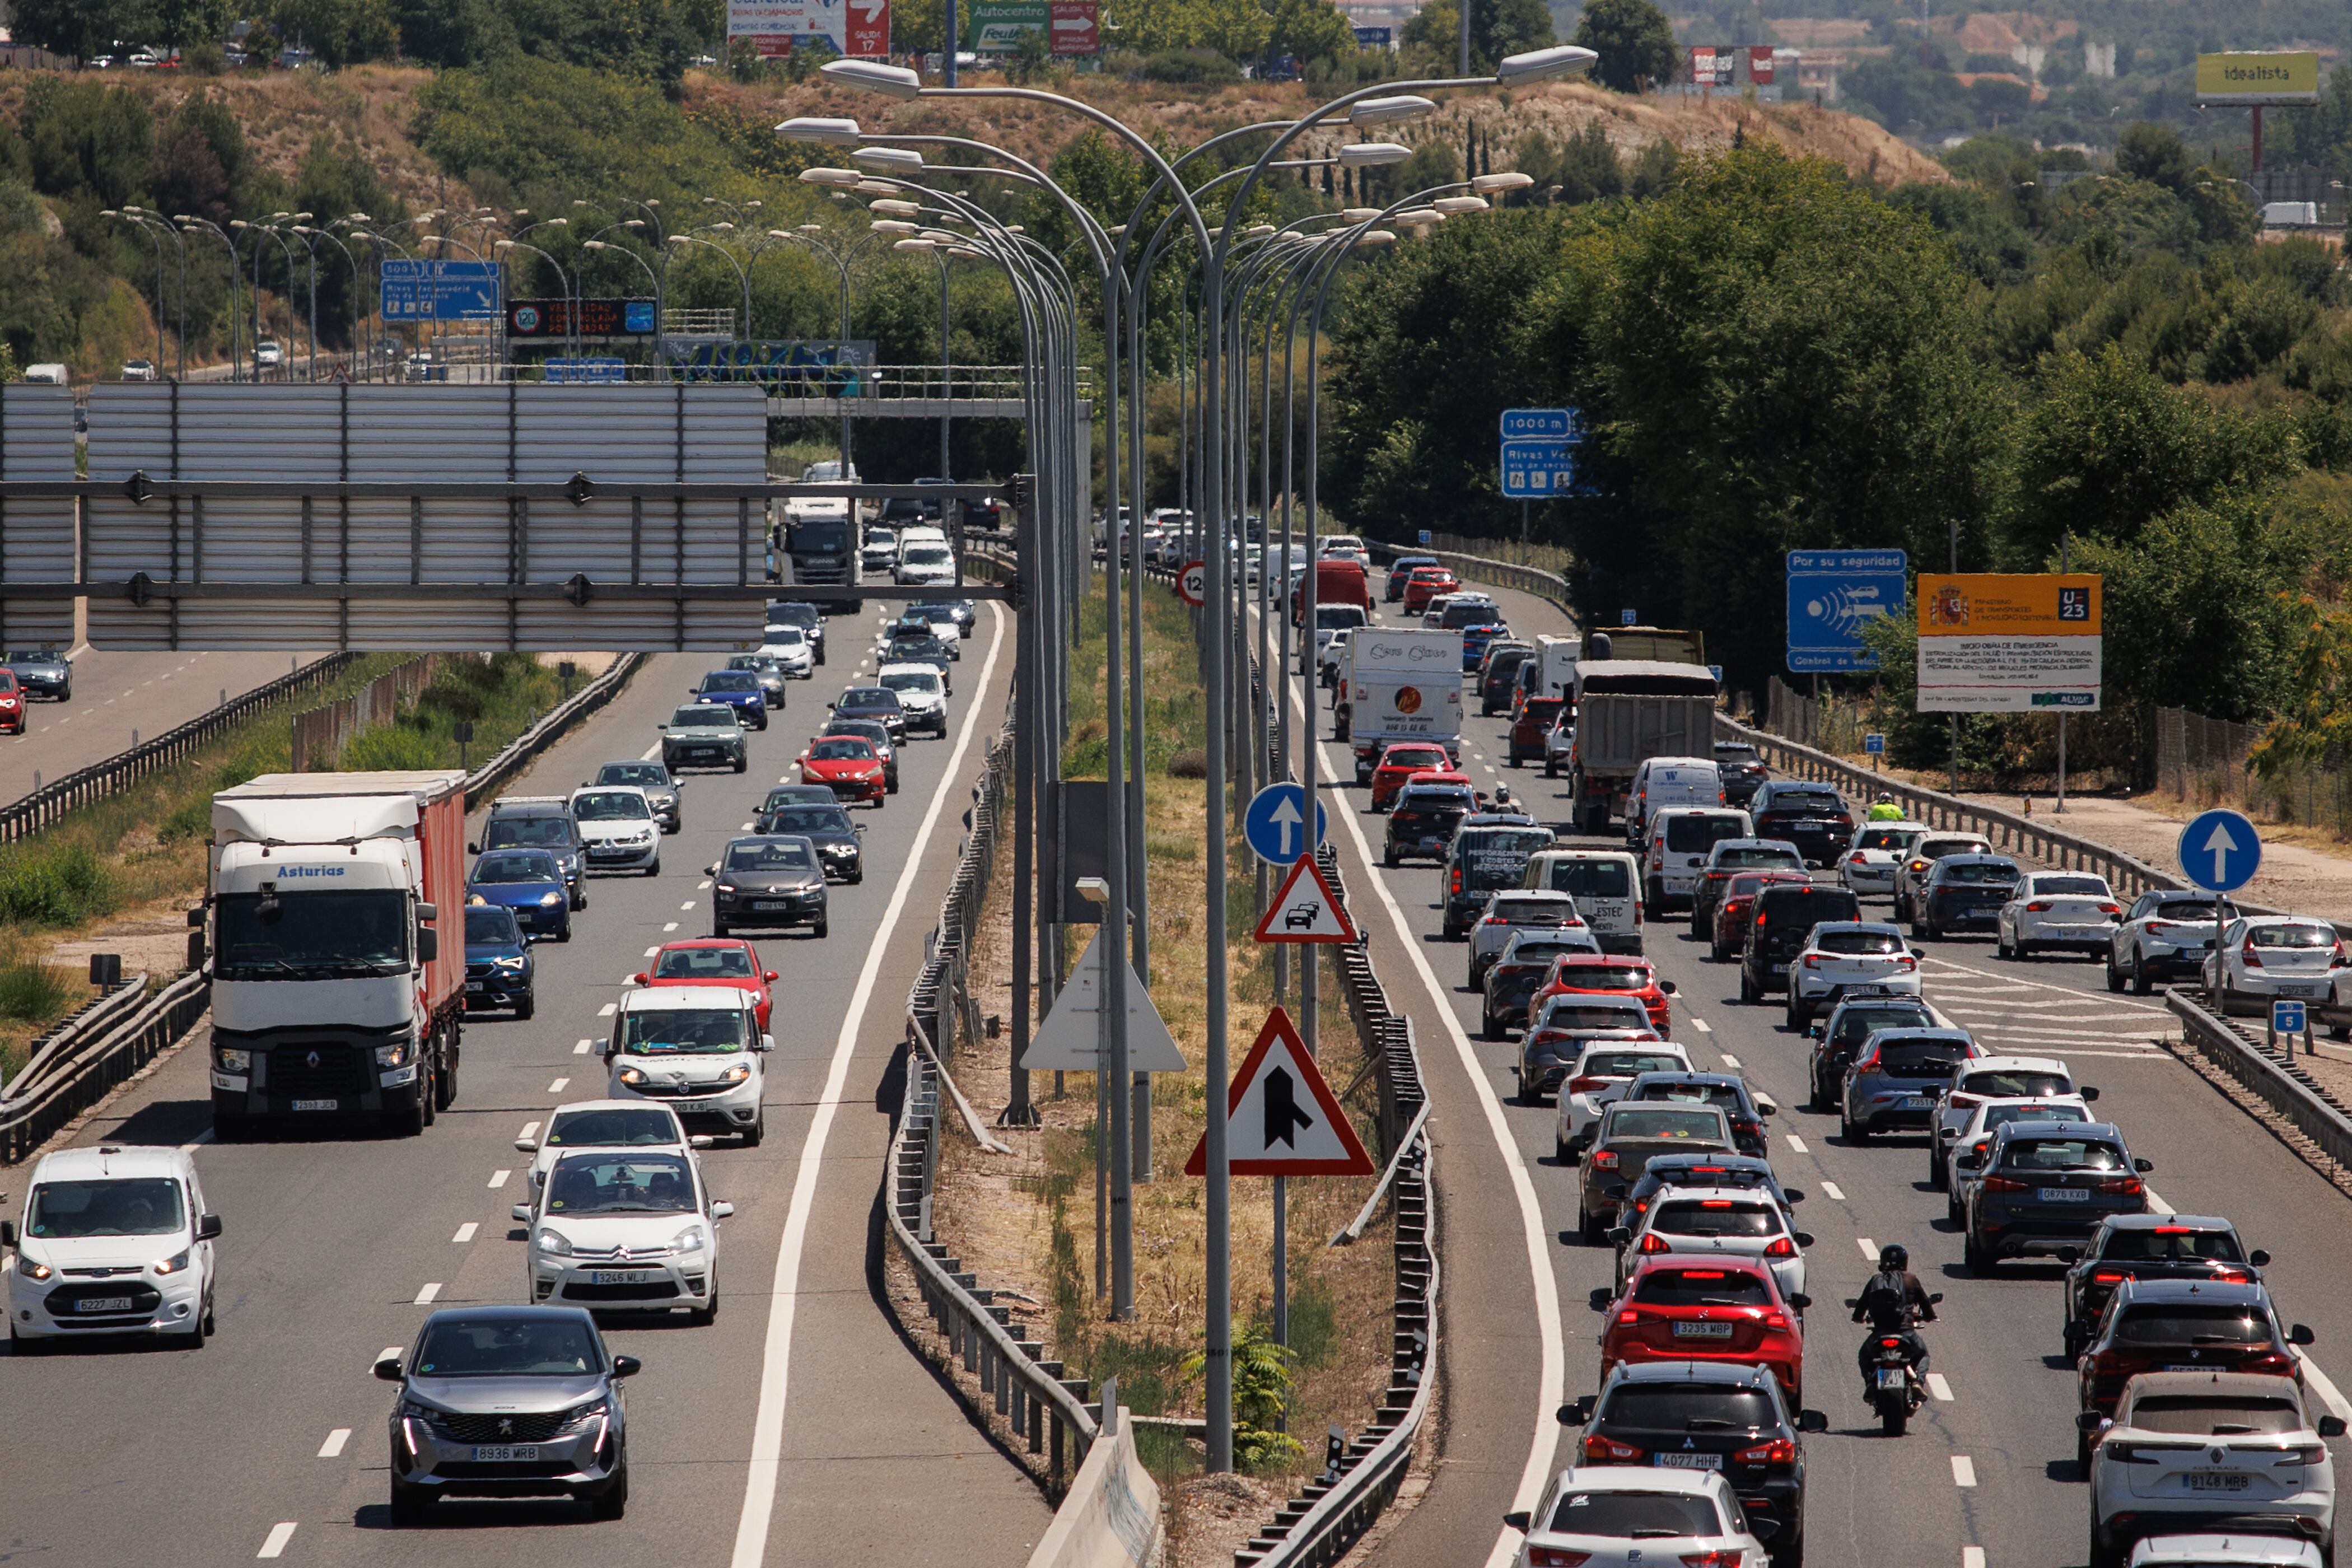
1617, 1309, 1641, 1324
2243, 939, 2264, 968
1880, 1338, 1903, 1350
2099, 903, 2122, 916
1638, 1232, 1671, 1253
1763, 1236, 1797, 1258
1581, 1433, 1641, 1462
1802, 954, 1822, 969
1528, 1549, 1592, 1568
2026, 901, 2052, 913
1982, 1175, 2028, 1193
2097, 1177, 2144, 1197
1450, 869, 1462, 894
1565, 1075, 1607, 1094
1762, 1311, 1789, 1330
2242, 1351, 2297, 1376
1896, 955, 1917, 971
1679, 1551, 1744, 1567
2092, 1270, 2126, 1285
1592, 1151, 1618, 1168
1735, 1437, 1796, 1467
1700, 1200, 1733, 1208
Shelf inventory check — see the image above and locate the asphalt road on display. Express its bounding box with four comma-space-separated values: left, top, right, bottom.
0, 647, 330, 801
0, 611, 1051, 1566
1263, 580, 2352, 1568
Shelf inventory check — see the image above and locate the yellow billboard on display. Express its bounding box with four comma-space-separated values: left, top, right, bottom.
2195, 52, 2320, 106
1915, 573, 2102, 713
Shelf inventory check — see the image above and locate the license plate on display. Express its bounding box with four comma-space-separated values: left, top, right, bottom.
590, 1270, 656, 1285
78, 1296, 134, 1313
2183, 1471, 2252, 1492
1876, 1368, 1906, 1389
2038, 1186, 2091, 1202
2280, 983, 2325, 997
754, 900, 787, 912
470, 1445, 540, 1463
1672, 1321, 1734, 1339
1768, 963, 1788, 974
466, 981, 485, 993
290, 1098, 338, 1112
1898, 1096, 1933, 1110
1655, 1452, 1722, 1469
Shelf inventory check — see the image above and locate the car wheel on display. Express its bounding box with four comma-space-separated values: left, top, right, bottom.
734, 757, 748, 774
888, 777, 900, 795
556, 921, 572, 944
1996, 928, 2013, 960
1382, 844, 1397, 867
589, 1459, 630, 1520
813, 916, 829, 939
1739, 968, 1758, 1004
1946, 1189, 1964, 1226
1929, 1146, 1945, 1186
571, 886, 587, 912
1480, 1008, 1500, 1040
741, 1114, 764, 1149
390, 1476, 434, 1527
691, 1286, 718, 1327
2105, 955, 2125, 993
1544, 759, 1557, 778
1580, 1205, 1607, 1245
2131, 954, 2155, 996
1963, 1232, 1994, 1276
1841, 1107, 1868, 1144
174, 1312, 206, 1350
712, 920, 729, 938
1773, 1532, 1804, 1568
516, 993, 536, 1021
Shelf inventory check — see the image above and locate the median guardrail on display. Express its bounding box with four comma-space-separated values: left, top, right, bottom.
2167, 986, 2352, 1178
0, 652, 358, 843
461, 653, 647, 810
1366, 538, 1577, 623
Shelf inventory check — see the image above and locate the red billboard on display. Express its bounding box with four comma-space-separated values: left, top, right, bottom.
1049, 0, 1098, 54
843, 0, 889, 56
1748, 44, 1775, 83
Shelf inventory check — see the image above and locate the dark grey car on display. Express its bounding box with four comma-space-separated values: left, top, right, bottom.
377, 1305, 636, 1523
661, 703, 749, 774
1578, 1102, 1735, 1244
1840, 1026, 1978, 1141
754, 801, 864, 883
589, 760, 683, 833
1963, 1120, 2152, 1273
476, 799, 587, 909
3, 646, 69, 700
832, 685, 908, 742
708, 836, 829, 938
725, 654, 790, 708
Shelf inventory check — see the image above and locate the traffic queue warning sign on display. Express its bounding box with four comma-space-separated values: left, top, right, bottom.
1186, 1007, 1374, 1177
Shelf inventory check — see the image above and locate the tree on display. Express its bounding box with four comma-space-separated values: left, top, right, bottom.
2115, 122, 2190, 192
1401, 0, 1548, 74
1571, 0, 1676, 94
7, 0, 156, 60
1264, 0, 1352, 67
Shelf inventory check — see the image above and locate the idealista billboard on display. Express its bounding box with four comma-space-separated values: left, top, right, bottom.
2194, 52, 2320, 106
1915, 573, 2102, 713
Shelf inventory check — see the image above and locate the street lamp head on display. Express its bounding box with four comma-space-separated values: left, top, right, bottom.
1244, 223, 1277, 236
1392, 208, 1443, 226
853, 180, 897, 195
709, 221, 735, 231
623, 218, 647, 227
869, 199, 921, 217
1004, 225, 1025, 234
665, 234, 690, 245
582, 239, 612, 250
918, 228, 963, 243
1497, 44, 1598, 82
1433, 195, 1489, 213
547, 217, 568, 226
1472, 171, 1536, 193
1341, 207, 1382, 222
800, 167, 864, 187
893, 237, 937, 252
101, 208, 120, 218
800, 222, 827, 232
1074, 876, 1109, 906
348, 211, 372, 221
1348, 95, 1436, 127
776, 115, 865, 144
870, 218, 921, 234
820, 59, 922, 98
294, 212, 314, 221
852, 145, 925, 170
1355, 230, 1398, 248
1337, 142, 1412, 169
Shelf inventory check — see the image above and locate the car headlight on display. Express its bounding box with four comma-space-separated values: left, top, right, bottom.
153, 1247, 193, 1275
716, 883, 739, 894
561, 1399, 609, 1430
535, 1228, 575, 1257
673, 1228, 707, 1253
618, 1066, 648, 1087
720, 1063, 752, 1085
540, 892, 565, 906
20, 1256, 51, 1281
398, 1398, 441, 1422
375, 1040, 412, 1067
494, 955, 527, 972
214, 1047, 251, 1073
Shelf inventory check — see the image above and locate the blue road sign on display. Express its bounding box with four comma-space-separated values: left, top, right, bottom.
1244, 782, 1328, 866
1500, 438, 1575, 498
545, 358, 628, 383
1501, 407, 1584, 442
1708, 665, 1724, 684
1417, 529, 1432, 546
381, 259, 502, 323
2178, 809, 2262, 893
1620, 609, 1637, 626
2274, 998, 2309, 1035
1864, 732, 1886, 755
1786, 548, 1908, 674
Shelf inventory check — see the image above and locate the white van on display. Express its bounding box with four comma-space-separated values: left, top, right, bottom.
21, 364, 67, 386
1520, 848, 1644, 955
895, 525, 949, 561
1626, 757, 1725, 848
1642, 806, 1754, 916
605, 984, 773, 1145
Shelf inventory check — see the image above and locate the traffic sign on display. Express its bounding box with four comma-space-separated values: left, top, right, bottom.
1417, 529, 1432, 546
1253, 856, 1358, 944
1019, 932, 1187, 1072
1864, 732, 1886, 755
1786, 549, 1907, 674
1499, 438, 1575, 498
1500, 407, 1584, 442
381, 259, 501, 323
1177, 559, 1206, 607
1184, 1007, 1374, 1176
1620, 609, 1637, 626
2177, 809, 2262, 893
1243, 782, 1327, 866
2274, 998, 2309, 1035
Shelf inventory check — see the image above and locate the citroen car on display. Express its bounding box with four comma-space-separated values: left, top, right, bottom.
518, 1142, 733, 1324
567, 785, 661, 876
589, 759, 682, 833
878, 662, 950, 738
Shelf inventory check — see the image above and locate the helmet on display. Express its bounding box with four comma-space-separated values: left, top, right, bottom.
1492, 785, 1513, 806
1878, 1243, 1909, 1273
1876, 792, 1895, 805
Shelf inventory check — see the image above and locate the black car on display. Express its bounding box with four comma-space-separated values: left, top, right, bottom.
887, 611, 960, 660
913, 598, 976, 637
1560, 1361, 1826, 1554
1738, 882, 1861, 1002
832, 685, 907, 743
1383, 779, 1478, 867
764, 600, 825, 662
1964, 1121, 2151, 1273
1804, 993, 1938, 1110
1914, 853, 2021, 940
475, 798, 587, 909
462, 904, 535, 1019
880, 631, 955, 687
1712, 741, 1767, 808
1602, 1151, 1805, 1234
3, 646, 71, 701
589, 760, 682, 833
754, 800, 864, 883
822, 716, 900, 794
1476, 645, 1534, 716
1442, 822, 1556, 938
1748, 780, 1855, 867
708, 836, 829, 939
759, 783, 839, 814
2058, 1212, 2268, 1358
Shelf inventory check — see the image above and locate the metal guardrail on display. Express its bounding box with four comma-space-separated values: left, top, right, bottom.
462, 654, 648, 810
1365, 538, 1579, 623
0, 971, 208, 1164
2167, 986, 2352, 1176
0, 652, 357, 843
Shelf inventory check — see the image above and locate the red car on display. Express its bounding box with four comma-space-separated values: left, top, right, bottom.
1592, 1255, 1807, 1402
1401, 567, 1458, 616
1530, 953, 1676, 1035
631, 937, 777, 1032
1368, 743, 1454, 812
1710, 871, 1811, 962
1507, 696, 1564, 766
0, 671, 20, 735
799, 735, 888, 805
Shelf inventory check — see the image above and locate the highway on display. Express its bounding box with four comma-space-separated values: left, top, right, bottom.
1280, 578, 2352, 1568
0, 647, 330, 801
0, 610, 1052, 1565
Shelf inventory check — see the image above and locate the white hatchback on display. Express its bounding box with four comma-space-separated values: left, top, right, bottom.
569, 785, 661, 875
518, 1139, 733, 1324
1929, 1054, 2090, 1182
517, 1099, 711, 1200
1998, 870, 2123, 959
605, 984, 773, 1145
1511, 1468, 1769, 1568
877, 662, 949, 738
1786, 921, 1921, 1027
2205, 916, 2345, 1015
757, 628, 816, 679
4, 1144, 221, 1349
1554, 1039, 1696, 1161
1838, 820, 1928, 894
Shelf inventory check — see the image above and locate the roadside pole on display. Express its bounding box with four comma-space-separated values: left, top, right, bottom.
2055, 531, 2070, 813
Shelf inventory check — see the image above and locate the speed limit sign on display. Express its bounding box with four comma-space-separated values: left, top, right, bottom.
1177, 559, 1207, 607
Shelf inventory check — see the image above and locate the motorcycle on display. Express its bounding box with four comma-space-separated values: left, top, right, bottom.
1847, 1291, 1942, 1435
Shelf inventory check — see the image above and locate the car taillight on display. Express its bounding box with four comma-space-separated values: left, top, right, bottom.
1564, 1075, 1606, 1093
1449, 869, 1462, 894
2092, 1270, 2126, 1284
1762, 1310, 1789, 1330
1735, 1437, 1796, 1468
2026, 901, 2052, 913
1528, 1549, 1592, 1568
1896, 955, 1917, 971
1763, 1236, 1797, 1258
1638, 1233, 1671, 1253
2334, 942, 2350, 967
1583, 1432, 1641, 1462
2243, 939, 2264, 968
1982, 1175, 2028, 1193
1679, 1552, 1744, 1568
2099, 903, 2123, 916
1592, 1150, 1618, 1168
1617, 1308, 1642, 1325
2243, 1351, 2298, 1376
1970, 1139, 1991, 1162
2278, 1444, 2326, 1466
2097, 1177, 2143, 1197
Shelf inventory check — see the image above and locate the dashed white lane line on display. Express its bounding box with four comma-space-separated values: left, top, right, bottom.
1856, 1236, 1879, 1260
574, 1039, 593, 1054
376, 1345, 402, 1370
699, 879, 714, 889
1964, 1548, 1987, 1568
1719, 1053, 1740, 1069
488, 1170, 510, 1188
680, 900, 696, 911
178, 1127, 214, 1154
452, 1222, 478, 1244
644, 946, 659, 958
2145, 1187, 2174, 1216
598, 1002, 618, 1016
664, 922, 679, 932
518, 1121, 540, 1142
1819, 1180, 1845, 1202
1928, 1373, 1954, 1402
258, 1522, 297, 1558
548, 1077, 569, 1094
413, 1282, 442, 1305
1951, 1455, 1977, 1487
1690, 1018, 1712, 1034
1785, 1133, 1809, 1155
319, 1428, 351, 1458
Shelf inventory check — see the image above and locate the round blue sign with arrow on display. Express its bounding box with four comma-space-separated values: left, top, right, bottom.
1244, 782, 1328, 866
2177, 808, 2262, 893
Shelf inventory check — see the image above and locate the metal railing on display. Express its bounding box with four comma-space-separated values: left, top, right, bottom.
0, 972, 208, 1164
2168, 986, 2352, 1178
1365, 538, 1578, 624
0, 653, 357, 843
463, 652, 647, 810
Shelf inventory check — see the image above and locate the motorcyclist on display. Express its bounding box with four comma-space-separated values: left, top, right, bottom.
1852, 1242, 1936, 1393
1491, 784, 1513, 812
1866, 792, 1904, 822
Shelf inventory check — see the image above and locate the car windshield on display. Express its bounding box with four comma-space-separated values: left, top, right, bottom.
1651, 1200, 1778, 1239
2115, 1307, 2270, 1346
1572, 1050, 1682, 1079
414, 1317, 601, 1377
1874, 1039, 1971, 1077
6, 650, 57, 662
1317, 606, 1366, 629
762, 808, 851, 836
763, 787, 834, 809
1633, 1084, 1748, 1118
841, 690, 896, 711
1606, 1108, 1725, 1141
546, 1152, 697, 1215
1717, 848, 1802, 869
825, 722, 888, 746
1502, 942, 1584, 969
1459, 832, 1552, 884
1940, 862, 2019, 886
1631, 1266, 1775, 1306
880, 671, 941, 693
702, 672, 758, 692
573, 791, 650, 822
1546, 1491, 1723, 1537
1983, 1103, 2082, 1130
671, 706, 737, 729
1961, 1070, 2071, 1098
1856, 827, 1920, 851
768, 604, 819, 628
1600, 1385, 1774, 1431
465, 907, 520, 944
904, 546, 952, 565
597, 763, 669, 788
809, 739, 875, 762
27, 1177, 185, 1238
2035, 876, 2111, 897
2126, 1396, 2303, 1435
1663, 817, 1747, 853
1398, 788, 1475, 812
1832, 1005, 1933, 1046
217, 888, 409, 974
2251, 923, 2335, 949
487, 818, 571, 848
2100, 1228, 2246, 1263
546, 1108, 680, 1147
652, 947, 758, 981
1715, 745, 1760, 763
617, 1006, 748, 1054
1555, 966, 1651, 991
727, 657, 775, 675
2000, 1137, 2126, 1172
1536, 859, 1632, 898
2151, 898, 2228, 922
726, 841, 816, 871
1384, 749, 1446, 771
764, 628, 808, 647
473, 852, 559, 884
1818, 930, 1905, 955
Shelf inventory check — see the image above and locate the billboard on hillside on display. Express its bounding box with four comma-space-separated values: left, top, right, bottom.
2195, 52, 2319, 105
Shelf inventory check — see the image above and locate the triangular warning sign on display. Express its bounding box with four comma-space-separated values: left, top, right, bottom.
1253, 856, 1359, 945
1185, 1007, 1375, 1177
1018, 932, 1188, 1073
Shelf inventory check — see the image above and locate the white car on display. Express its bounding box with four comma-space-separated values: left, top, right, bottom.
877, 662, 949, 738
859, 526, 898, 573
893, 542, 956, 587
605, 984, 773, 1145
4, 1144, 220, 1349
756, 628, 816, 679
2108, 889, 2236, 995
2130, 1536, 2325, 1568
1542, 714, 1575, 777
518, 1138, 733, 1324
1928, 1053, 2091, 1181
1318, 628, 1351, 689
516, 1099, 710, 1199
2203, 916, 2345, 1015
1613, 1184, 1811, 1302
1640, 806, 1753, 916
1837, 820, 1929, 894
1510, 1467, 1770, 1568
1785, 920, 1922, 1028
1553, 1038, 1696, 1160
1940, 1093, 2095, 1223
568, 785, 661, 875
255, 338, 284, 368
2088, 1374, 2340, 1568
1468, 889, 1588, 987
1997, 870, 2124, 960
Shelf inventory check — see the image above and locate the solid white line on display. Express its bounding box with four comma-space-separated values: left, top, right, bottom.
729, 598, 1007, 1568
414, 1282, 441, 1305
548, 1077, 568, 1094
1952, 1455, 1977, 1487
257, 1523, 297, 1558
452, 1222, 478, 1244
319, 1428, 351, 1458
1690, 1018, 1712, 1034
1928, 1373, 1954, 1402
638, 740, 662, 761
1820, 1180, 1845, 1202
1856, 1236, 1879, 1259
2145, 1187, 2174, 1216
1785, 1133, 1810, 1155
2298, 1350, 2352, 1424
488, 1169, 510, 1188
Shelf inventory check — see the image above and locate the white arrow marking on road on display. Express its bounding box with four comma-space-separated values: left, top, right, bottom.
1270, 794, 1303, 857
2203, 819, 2239, 886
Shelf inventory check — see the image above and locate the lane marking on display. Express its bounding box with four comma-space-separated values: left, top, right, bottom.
664, 922, 679, 933
1964, 1548, 1986, 1568
1785, 1133, 1809, 1155
257, 1523, 297, 1558
548, 1077, 568, 1094
452, 1222, 478, 1244
1928, 1373, 1954, 1401
645, 946, 659, 958
1718, 1052, 1741, 1069
376, 1345, 401, 1369
413, 1282, 441, 1305
1856, 1236, 1878, 1259
1951, 1455, 1977, 1487
699, 879, 715, 890
741, 821, 755, 830
730, 598, 1007, 1568
319, 1428, 350, 1458
575, 1039, 593, 1055
178, 1127, 214, 1154
598, 1002, 617, 1016
1819, 1180, 1845, 1202
488, 1170, 510, 1188
1690, 1018, 1712, 1034
2145, 1187, 2174, 1216
519, 1121, 540, 1142
682, 900, 696, 911
1924, 955, 2172, 1012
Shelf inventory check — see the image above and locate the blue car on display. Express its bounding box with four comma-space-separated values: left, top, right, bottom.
691, 669, 769, 731
467, 848, 573, 942
463, 902, 536, 1018
1461, 621, 1510, 670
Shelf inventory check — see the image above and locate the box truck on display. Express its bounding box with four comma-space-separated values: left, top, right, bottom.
1567, 661, 1720, 835
1339, 629, 1464, 783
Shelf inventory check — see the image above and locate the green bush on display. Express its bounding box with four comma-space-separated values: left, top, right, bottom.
0, 955, 73, 1022
1143, 47, 1240, 83
0, 842, 117, 928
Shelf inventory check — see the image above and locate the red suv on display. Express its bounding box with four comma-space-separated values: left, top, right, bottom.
1592, 1256, 1808, 1402
1530, 953, 1676, 1034
1368, 744, 1453, 812
1401, 567, 1457, 615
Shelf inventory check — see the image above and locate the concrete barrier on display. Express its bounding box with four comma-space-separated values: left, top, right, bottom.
1024, 1403, 1163, 1568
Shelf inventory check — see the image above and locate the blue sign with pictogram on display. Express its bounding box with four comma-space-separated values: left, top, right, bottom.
1786, 548, 1908, 673
1500, 440, 1576, 498
2178, 809, 2262, 893
380, 259, 501, 323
